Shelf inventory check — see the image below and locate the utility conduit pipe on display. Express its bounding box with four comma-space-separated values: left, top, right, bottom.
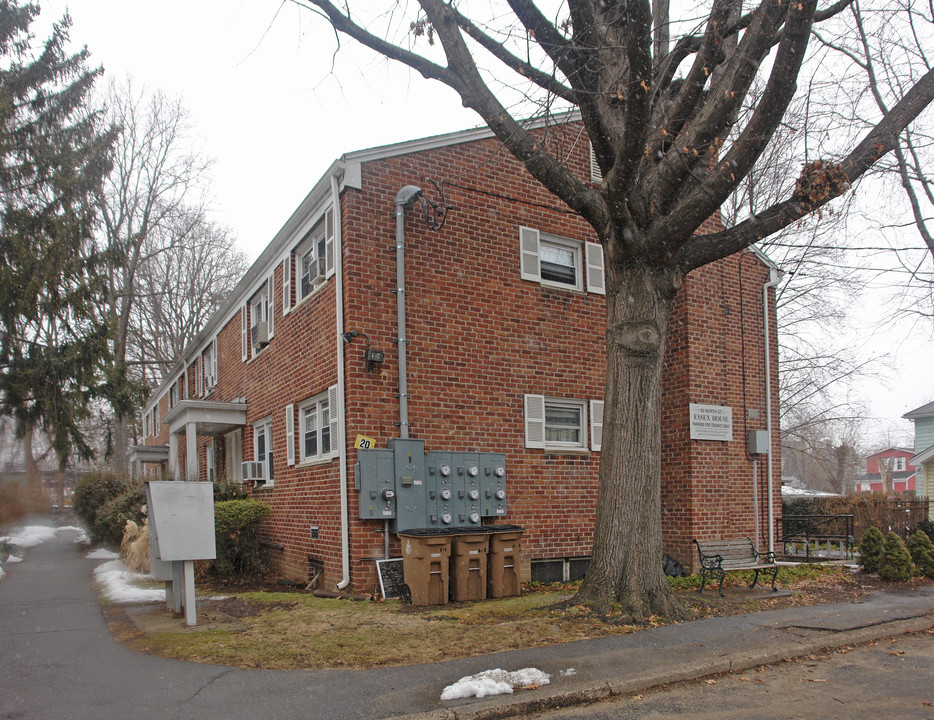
394, 185, 422, 440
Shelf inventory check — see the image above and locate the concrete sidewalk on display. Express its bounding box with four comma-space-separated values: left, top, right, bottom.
2, 523, 934, 720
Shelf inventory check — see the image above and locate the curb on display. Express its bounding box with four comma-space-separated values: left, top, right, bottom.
386, 612, 934, 720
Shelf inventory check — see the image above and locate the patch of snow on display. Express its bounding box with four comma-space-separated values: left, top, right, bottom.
93, 559, 164, 603
1, 525, 59, 548
560, 668, 577, 676
86, 548, 120, 560
5, 555, 23, 563
441, 668, 551, 701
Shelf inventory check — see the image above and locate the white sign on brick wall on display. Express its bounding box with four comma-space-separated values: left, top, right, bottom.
689, 403, 733, 442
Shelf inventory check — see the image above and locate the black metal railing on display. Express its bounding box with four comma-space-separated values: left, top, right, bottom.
780, 514, 855, 560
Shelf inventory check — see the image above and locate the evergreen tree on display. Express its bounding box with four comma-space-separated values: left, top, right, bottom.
0, 1, 127, 478
859, 526, 884, 574
907, 530, 934, 579
878, 532, 914, 583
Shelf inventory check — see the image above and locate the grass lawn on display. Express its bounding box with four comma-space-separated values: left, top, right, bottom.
109, 564, 925, 670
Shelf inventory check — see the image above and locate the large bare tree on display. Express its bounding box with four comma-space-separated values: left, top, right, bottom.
300, 0, 934, 618
96, 80, 246, 472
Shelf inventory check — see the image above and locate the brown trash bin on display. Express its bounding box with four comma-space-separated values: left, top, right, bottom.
398, 529, 451, 606
486, 525, 524, 598
449, 527, 491, 602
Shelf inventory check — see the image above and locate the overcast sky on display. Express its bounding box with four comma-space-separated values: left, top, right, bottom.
36, 0, 934, 442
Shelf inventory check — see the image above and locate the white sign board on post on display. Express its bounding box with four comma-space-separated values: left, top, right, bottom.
689, 404, 733, 442
146, 481, 216, 560
145, 481, 216, 627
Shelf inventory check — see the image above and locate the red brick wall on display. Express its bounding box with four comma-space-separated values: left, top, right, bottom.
144, 123, 782, 590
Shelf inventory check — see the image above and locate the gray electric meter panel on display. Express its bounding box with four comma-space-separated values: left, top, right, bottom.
357, 441, 507, 531
389, 438, 428, 531
355, 448, 396, 521
480, 452, 508, 518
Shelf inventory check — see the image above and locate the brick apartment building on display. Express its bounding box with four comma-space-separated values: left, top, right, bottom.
134, 117, 782, 591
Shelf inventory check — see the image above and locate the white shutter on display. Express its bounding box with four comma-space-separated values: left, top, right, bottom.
524, 394, 546, 449
195, 355, 203, 397
283, 256, 292, 315
210, 338, 217, 380
241, 303, 248, 361
328, 384, 340, 457
267, 273, 275, 337
285, 404, 295, 466
590, 400, 604, 451
589, 141, 603, 183
325, 207, 336, 277
586, 241, 606, 294
519, 226, 541, 282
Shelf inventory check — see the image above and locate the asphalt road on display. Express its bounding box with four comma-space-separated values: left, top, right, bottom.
522, 629, 934, 720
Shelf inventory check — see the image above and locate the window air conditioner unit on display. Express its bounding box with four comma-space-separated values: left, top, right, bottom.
301, 254, 327, 297
241, 461, 265, 483
251, 321, 269, 348
204, 373, 216, 393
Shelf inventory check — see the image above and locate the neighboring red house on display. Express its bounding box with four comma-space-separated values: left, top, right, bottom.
132, 117, 782, 591
856, 448, 917, 495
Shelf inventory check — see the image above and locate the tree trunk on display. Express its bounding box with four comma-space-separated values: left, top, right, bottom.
112, 416, 129, 476
23, 427, 41, 496
575, 256, 689, 621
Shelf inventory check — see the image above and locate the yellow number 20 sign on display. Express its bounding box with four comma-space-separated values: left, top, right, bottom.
354, 434, 376, 450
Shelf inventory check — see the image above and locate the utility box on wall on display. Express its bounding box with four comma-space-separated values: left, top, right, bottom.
355, 440, 508, 531
747, 430, 770, 455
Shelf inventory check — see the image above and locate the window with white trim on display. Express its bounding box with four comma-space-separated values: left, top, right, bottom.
206, 443, 216, 483
168, 379, 179, 409
253, 418, 273, 486
299, 385, 339, 463
524, 394, 604, 452
249, 284, 270, 357
291, 208, 335, 304
201, 339, 217, 395
519, 226, 605, 294
893, 457, 906, 472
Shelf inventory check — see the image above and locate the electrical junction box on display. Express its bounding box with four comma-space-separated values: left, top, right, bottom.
748, 430, 770, 455
356, 441, 508, 531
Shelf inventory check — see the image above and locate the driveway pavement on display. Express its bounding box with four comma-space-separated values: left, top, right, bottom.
3, 520, 934, 720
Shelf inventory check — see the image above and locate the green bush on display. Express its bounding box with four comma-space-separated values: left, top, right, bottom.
878, 531, 914, 582
212, 499, 271, 579
213, 479, 248, 501
92, 483, 147, 548
914, 519, 934, 540
73, 472, 144, 545
907, 530, 934, 578
859, 526, 884, 573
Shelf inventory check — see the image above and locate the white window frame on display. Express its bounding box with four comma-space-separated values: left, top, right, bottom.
524, 394, 603, 452
201, 339, 217, 395
168, 380, 179, 409
299, 385, 339, 463
893, 457, 906, 472
253, 417, 274, 486
249, 284, 270, 358
292, 208, 336, 305
519, 226, 605, 294
206, 442, 216, 483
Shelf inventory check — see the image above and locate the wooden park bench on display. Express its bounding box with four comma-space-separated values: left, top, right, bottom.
692, 538, 779, 597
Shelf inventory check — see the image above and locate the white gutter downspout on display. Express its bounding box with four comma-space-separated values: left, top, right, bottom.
763, 268, 782, 554
333, 172, 351, 591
